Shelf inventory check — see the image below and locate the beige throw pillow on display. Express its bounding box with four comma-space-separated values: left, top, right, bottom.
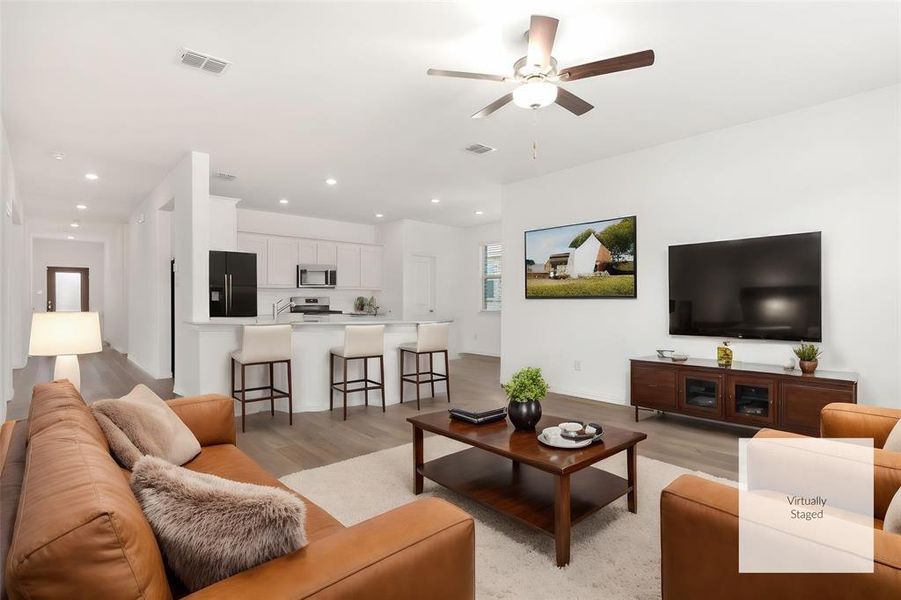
885, 487, 901, 535
91, 384, 201, 468
131, 456, 307, 591
884, 419, 901, 452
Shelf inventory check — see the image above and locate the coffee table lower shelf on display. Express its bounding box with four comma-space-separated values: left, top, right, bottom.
418, 447, 630, 536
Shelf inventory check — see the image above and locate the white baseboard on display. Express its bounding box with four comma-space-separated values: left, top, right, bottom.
460, 350, 500, 358
127, 355, 170, 381
547, 384, 626, 406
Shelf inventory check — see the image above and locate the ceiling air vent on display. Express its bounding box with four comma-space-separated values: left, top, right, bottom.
464, 143, 496, 155
179, 48, 230, 74
212, 170, 237, 181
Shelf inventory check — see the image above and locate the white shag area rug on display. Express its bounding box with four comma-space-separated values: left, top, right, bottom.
280, 437, 731, 600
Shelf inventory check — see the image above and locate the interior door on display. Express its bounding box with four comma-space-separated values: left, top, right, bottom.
226, 252, 258, 317
409, 255, 436, 318
46, 267, 89, 312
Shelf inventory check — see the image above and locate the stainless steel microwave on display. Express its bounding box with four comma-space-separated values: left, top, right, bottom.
297, 264, 337, 288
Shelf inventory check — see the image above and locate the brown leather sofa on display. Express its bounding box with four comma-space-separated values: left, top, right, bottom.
661, 403, 901, 599
1, 381, 475, 599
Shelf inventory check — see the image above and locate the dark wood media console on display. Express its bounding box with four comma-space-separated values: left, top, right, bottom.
630, 356, 857, 436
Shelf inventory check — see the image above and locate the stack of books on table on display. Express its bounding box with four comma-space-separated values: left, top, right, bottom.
448, 407, 507, 425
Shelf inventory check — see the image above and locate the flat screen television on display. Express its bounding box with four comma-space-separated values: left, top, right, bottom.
669, 232, 822, 342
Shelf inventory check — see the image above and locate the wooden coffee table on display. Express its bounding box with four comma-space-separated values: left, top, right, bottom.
408, 411, 647, 566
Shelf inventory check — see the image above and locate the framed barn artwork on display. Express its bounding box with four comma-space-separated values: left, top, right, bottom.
524, 216, 637, 299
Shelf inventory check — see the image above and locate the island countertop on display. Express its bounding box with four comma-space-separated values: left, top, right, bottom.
184, 316, 455, 413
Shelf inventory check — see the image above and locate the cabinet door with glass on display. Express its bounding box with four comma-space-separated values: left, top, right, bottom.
677, 371, 723, 418
725, 374, 777, 426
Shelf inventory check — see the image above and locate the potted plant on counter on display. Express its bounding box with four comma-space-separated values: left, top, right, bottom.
793, 343, 823, 374
502, 367, 548, 430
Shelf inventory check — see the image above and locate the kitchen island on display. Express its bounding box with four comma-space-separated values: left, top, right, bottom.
182, 315, 452, 414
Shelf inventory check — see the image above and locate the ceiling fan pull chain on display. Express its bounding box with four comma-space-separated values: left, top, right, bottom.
531, 109, 539, 160
532, 140, 538, 160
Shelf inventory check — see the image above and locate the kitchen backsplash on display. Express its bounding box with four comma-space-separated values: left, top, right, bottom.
256, 289, 385, 317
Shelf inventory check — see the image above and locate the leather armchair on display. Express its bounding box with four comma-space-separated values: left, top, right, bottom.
660, 403, 901, 599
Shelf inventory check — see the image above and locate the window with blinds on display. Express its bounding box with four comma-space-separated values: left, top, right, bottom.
482, 243, 502, 311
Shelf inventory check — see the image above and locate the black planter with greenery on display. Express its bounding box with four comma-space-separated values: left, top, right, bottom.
503, 367, 548, 431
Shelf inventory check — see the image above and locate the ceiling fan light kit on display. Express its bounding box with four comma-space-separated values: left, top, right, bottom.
427, 14, 655, 119
512, 79, 557, 109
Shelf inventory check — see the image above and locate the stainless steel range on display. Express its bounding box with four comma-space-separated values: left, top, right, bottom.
289, 296, 343, 316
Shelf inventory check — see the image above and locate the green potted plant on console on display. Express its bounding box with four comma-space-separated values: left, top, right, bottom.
793, 342, 823, 374
503, 367, 548, 430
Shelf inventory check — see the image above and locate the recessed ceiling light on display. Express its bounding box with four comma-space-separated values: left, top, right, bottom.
431, 198, 441, 204
375, 213, 384, 218
279, 198, 289, 205
76, 204, 87, 210
474, 210, 484, 215
325, 178, 337, 186
70, 221, 80, 228
67, 235, 75, 240
84, 173, 99, 181
52, 152, 65, 161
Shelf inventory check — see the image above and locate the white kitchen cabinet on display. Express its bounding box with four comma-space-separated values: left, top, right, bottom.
360, 246, 383, 289
317, 242, 337, 266
237, 232, 382, 290
336, 244, 361, 288
298, 239, 318, 264
236, 233, 268, 286
266, 237, 299, 287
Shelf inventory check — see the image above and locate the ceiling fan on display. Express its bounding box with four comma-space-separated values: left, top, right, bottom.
427, 15, 655, 119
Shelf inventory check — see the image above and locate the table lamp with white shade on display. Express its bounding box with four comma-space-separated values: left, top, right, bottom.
28, 312, 102, 391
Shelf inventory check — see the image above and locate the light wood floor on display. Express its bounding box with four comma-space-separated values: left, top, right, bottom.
11, 347, 750, 479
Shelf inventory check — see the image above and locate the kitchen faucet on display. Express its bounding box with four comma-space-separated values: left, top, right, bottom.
272, 298, 294, 320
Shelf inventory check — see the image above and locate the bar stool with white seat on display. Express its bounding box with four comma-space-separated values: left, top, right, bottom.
329, 325, 385, 420
399, 322, 450, 410
231, 324, 293, 432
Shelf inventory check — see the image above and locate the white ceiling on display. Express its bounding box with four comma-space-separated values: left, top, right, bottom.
3, 1, 898, 227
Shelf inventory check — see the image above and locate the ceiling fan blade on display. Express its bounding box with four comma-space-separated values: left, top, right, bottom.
559, 49, 655, 82
526, 15, 559, 70
471, 93, 513, 119
427, 68, 509, 82
555, 87, 594, 116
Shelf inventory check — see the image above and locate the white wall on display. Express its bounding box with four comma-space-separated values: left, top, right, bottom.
501, 85, 900, 407
237, 208, 377, 244
127, 185, 170, 378
459, 221, 502, 357
1, 118, 28, 415
128, 151, 209, 387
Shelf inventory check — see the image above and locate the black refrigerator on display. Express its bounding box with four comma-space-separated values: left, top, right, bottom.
209, 251, 258, 317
